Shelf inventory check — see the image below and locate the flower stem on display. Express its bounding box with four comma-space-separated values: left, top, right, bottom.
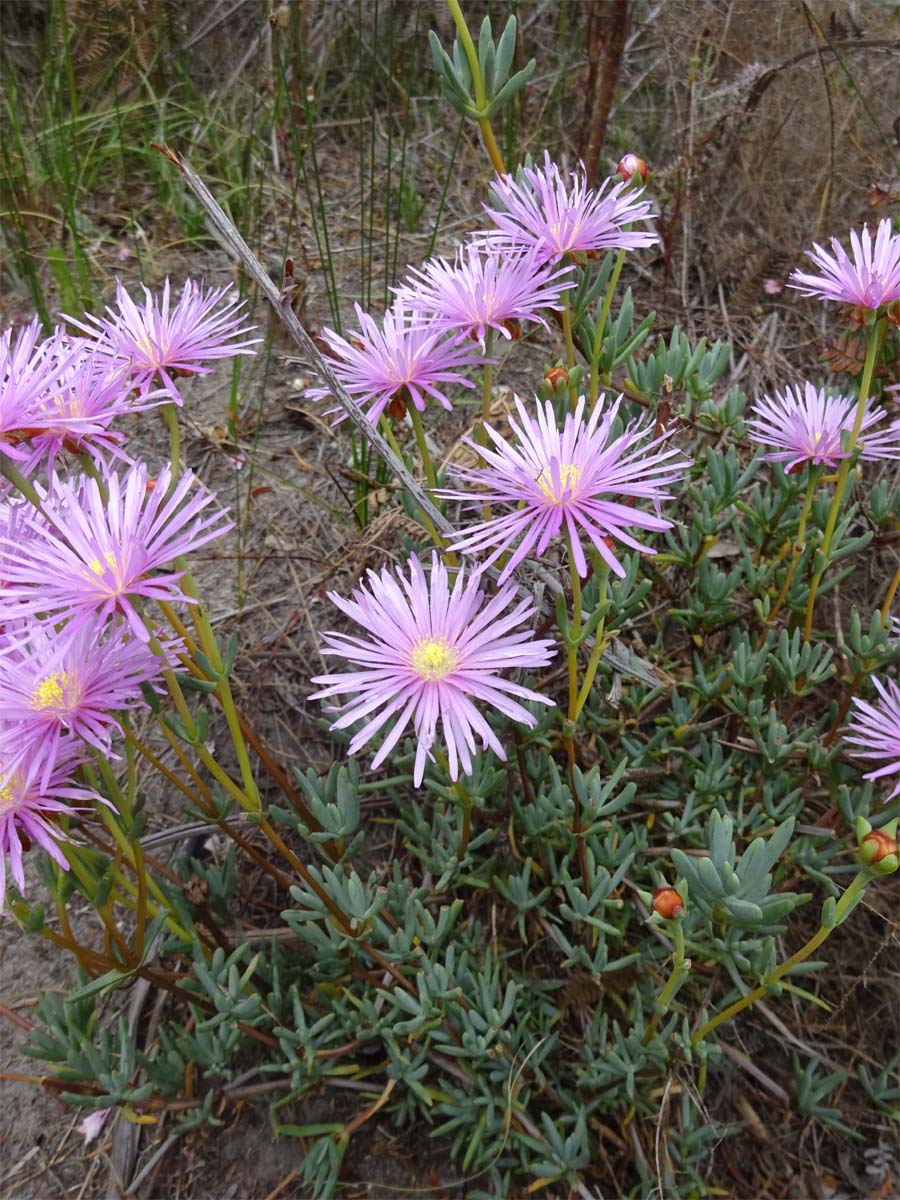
880, 559, 900, 625
445, 0, 506, 175
589, 248, 627, 403
381, 419, 457, 565
562, 532, 590, 891
574, 561, 610, 719
408, 403, 438, 492
162, 402, 181, 491
764, 470, 819, 633
692, 869, 871, 1045
174, 557, 262, 812
802, 317, 884, 642
560, 292, 578, 411
644, 920, 690, 1043
0, 456, 51, 520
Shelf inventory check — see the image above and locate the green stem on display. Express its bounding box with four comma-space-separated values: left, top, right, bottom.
765, 470, 819, 631
0, 456, 52, 518
574, 561, 610, 719
407, 403, 437, 491
881, 558, 900, 626
692, 870, 870, 1045
445, 0, 506, 175
175, 556, 262, 812
381, 419, 457, 564
589, 248, 626, 403
644, 920, 689, 1043
162, 403, 181, 496
562, 532, 590, 891
560, 292, 578, 411
802, 317, 884, 642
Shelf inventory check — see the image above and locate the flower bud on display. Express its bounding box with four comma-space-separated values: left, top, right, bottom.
652, 886, 684, 919
859, 830, 899, 873
617, 154, 649, 183
544, 366, 568, 390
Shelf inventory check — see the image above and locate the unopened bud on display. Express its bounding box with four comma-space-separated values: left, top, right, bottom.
544, 366, 568, 390
617, 154, 649, 183
652, 886, 684, 920
859, 830, 899, 872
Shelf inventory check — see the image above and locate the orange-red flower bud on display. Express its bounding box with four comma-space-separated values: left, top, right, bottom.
617, 154, 649, 183
652, 886, 684, 919
544, 366, 569, 390
860, 830, 899, 866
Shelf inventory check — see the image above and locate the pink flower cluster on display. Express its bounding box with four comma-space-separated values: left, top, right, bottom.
0, 279, 252, 908
309, 155, 680, 786
306, 152, 657, 422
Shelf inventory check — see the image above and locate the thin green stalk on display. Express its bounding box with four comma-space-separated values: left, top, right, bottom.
0, 456, 51, 516
574, 562, 610, 719
765, 470, 819, 633
162, 402, 181, 493
644, 920, 689, 1043
589, 248, 626, 403
560, 292, 578, 411
445, 0, 506, 174
408, 403, 438, 491
381, 419, 456, 563
562, 532, 589, 891
693, 870, 870, 1045
803, 317, 884, 641
477, 329, 495, 451
174, 557, 261, 812
880, 559, 900, 625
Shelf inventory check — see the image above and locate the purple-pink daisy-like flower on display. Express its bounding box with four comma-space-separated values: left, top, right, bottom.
22, 343, 168, 472
306, 301, 483, 424
480, 151, 659, 265
788, 220, 900, 309
844, 676, 900, 802
0, 727, 97, 910
67, 278, 260, 403
0, 615, 181, 754
437, 395, 689, 581
1, 320, 83, 465
394, 245, 573, 346
310, 554, 555, 786
0, 463, 232, 642
746, 382, 900, 473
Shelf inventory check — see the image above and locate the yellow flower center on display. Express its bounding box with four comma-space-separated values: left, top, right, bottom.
0, 780, 16, 814
135, 334, 159, 364
411, 637, 458, 682
813, 430, 823, 444
30, 671, 75, 711
85, 550, 118, 579
537, 462, 581, 503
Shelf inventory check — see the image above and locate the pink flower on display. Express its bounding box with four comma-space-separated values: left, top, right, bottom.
438, 395, 688, 580
68, 278, 259, 403
394, 245, 573, 345
0, 728, 97, 910
311, 554, 555, 786
0, 615, 181, 754
22, 344, 168, 471
789, 220, 900, 309
845, 676, 900, 802
306, 301, 482, 424
747, 382, 900, 473
480, 151, 658, 264
1, 320, 82, 465
0, 464, 232, 642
